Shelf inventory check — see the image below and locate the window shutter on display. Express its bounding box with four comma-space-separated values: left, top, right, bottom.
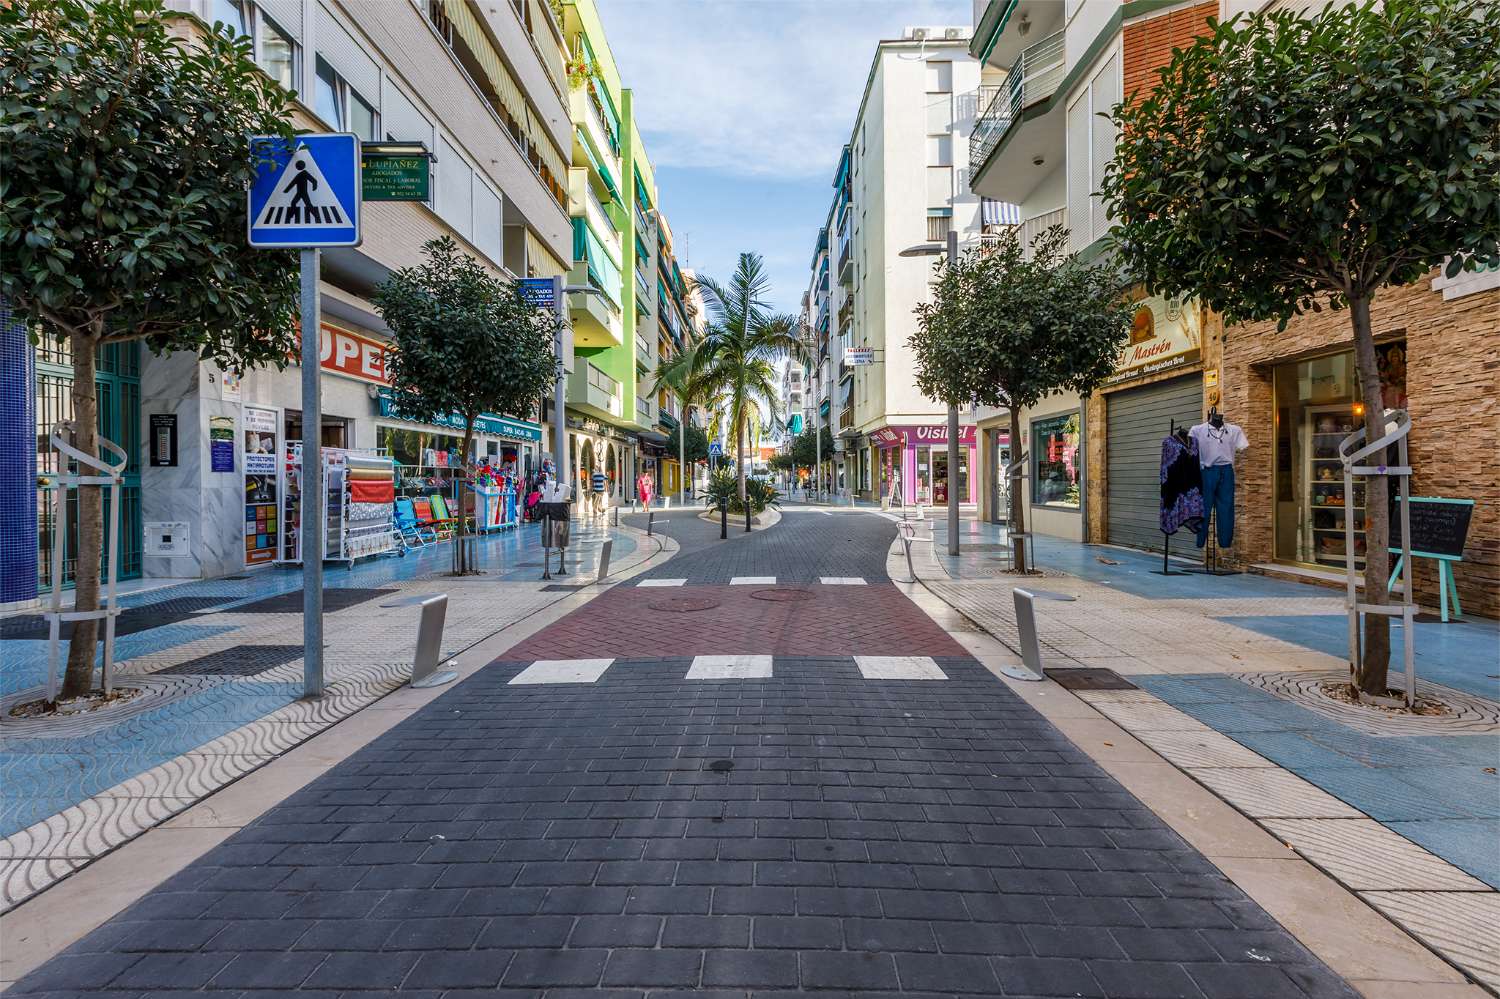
925, 93, 951, 134
315, 3, 379, 103
437, 136, 474, 239
382, 82, 432, 146
1089, 53, 1119, 244
1065, 89, 1091, 252
926, 166, 952, 207
473, 181, 503, 264
255, 0, 302, 40
526, 229, 567, 277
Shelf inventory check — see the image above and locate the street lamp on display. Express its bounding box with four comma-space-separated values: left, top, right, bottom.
900, 228, 961, 558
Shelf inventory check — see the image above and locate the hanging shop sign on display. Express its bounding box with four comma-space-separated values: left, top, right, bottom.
149, 414, 178, 467
869, 424, 978, 448
1109, 296, 1202, 383
209, 415, 236, 472
844, 348, 876, 365
360, 144, 431, 202
377, 392, 543, 442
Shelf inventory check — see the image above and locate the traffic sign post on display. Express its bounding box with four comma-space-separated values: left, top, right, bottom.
248, 134, 363, 700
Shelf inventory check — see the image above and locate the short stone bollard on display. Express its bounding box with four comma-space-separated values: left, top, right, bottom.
596, 539, 613, 582
1002, 587, 1078, 682
379, 593, 459, 688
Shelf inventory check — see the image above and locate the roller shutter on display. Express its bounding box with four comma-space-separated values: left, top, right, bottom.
1105, 374, 1202, 552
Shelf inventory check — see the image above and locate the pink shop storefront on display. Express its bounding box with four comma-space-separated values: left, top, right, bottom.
869, 423, 977, 505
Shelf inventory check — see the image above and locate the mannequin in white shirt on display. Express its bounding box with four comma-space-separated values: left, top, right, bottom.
1188, 409, 1248, 549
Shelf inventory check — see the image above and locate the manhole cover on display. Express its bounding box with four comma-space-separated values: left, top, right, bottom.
1044, 668, 1137, 691
750, 587, 814, 603
648, 596, 721, 613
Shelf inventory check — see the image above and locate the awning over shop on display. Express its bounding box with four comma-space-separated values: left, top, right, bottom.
377, 391, 542, 442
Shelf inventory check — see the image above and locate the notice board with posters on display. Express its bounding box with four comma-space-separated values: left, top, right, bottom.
1389, 496, 1474, 560
243, 407, 280, 565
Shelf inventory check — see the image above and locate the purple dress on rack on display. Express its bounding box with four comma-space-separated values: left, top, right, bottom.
1160, 433, 1205, 535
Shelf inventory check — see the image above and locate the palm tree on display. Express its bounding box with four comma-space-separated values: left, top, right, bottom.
656, 253, 803, 506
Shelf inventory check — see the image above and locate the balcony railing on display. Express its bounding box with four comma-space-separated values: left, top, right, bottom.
970, 29, 1065, 175
569, 360, 622, 417
636, 331, 652, 367
1020, 207, 1067, 260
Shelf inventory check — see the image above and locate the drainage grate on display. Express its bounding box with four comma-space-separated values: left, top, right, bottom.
234, 588, 395, 614
705, 759, 735, 773
1044, 668, 1137, 691
750, 587, 814, 603
541, 584, 586, 592
647, 596, 721, 613
152, 645, 304, 677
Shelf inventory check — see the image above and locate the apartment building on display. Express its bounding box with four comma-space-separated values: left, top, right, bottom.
810, 27, 985, 506
967, 0, 1496, 616
552, 0, 695, 508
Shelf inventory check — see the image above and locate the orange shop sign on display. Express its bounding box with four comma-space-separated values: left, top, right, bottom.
295, 323, 392, 385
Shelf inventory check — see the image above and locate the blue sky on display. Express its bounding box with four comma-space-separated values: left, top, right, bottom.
597, 0, 972, 318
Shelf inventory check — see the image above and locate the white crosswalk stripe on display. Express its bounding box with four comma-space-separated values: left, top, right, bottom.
686, 655, 774, 679
730, 576, 776, 585
637, 578, 686, 587
854, 656, 947, 680
820, 576, 867, 585
509, 659, 614, 684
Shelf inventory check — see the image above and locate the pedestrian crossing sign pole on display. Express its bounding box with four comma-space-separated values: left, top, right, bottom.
247, 133, 363, 701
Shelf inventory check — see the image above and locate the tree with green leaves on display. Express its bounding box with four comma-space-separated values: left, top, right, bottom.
787, 425, 834, 474
910, 227, 1132, 572
1101, 0, 1500, 695
0, 0, 299, 701
653, 253, 804, 509
375, 237, 556, 574
665, 422, 710, 467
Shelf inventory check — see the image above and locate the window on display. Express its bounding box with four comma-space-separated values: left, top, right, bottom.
314, 56, 378, 140
213, 2, 297, 92
926, 135, 952, 167
926, 166, 952, 206
925, 60, 953, 93
926, 212, 952, 242
1032, 413, 1081, 509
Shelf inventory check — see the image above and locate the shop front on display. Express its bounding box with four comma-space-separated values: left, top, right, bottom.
568, 415, 638, 510
868, 423, 977, 507
1081, 295, 1210, 553
1222, 267, 1498, 617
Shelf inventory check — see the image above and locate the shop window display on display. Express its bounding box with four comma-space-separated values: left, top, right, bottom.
1032, 413, 1081, 509
1273, 342, 1407, 569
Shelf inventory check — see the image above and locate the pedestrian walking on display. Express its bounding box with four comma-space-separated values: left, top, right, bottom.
637, 470, 654, 510
590, 467, 608, 521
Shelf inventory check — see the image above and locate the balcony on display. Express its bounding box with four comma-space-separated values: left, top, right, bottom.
636, 330, 653, 369
636, 394, 655, 427
567, 360, 622, 420
836, 223, 853, 286
970, 29, 1064, 177
1020, 207, 1066, 260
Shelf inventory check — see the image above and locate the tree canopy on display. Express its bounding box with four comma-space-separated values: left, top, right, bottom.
666, 421, 710, 465
1100, 0, 1500, 329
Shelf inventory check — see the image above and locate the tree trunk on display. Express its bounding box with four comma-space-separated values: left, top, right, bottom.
736, 415, 747, 505
1009, 406, 1028, 575
61, 334, 101, 699
1349, 295, 1391, 694
454, 424, 474, 575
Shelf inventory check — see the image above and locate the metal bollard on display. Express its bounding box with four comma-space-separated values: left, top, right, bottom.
379, 593, 459, 688
901, 531, 916, 583
597, 538, 613, 582
1002, 587, 1079, 682
720, 504, 728, 539
647, 511, 654, 536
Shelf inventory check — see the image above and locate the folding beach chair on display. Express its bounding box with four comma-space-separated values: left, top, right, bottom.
394, 497, 433, 548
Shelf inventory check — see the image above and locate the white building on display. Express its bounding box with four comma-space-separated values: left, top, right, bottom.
813, 26, 987, 506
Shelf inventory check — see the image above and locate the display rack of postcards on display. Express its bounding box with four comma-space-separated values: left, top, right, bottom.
1303, 404, 1367, 569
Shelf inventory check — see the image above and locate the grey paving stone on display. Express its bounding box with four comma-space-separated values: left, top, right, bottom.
501, 949, 608, 988
993, 956, 1104, 998
303, 952, 419, 990
600, 949, 703, 987
1088, 959, 1203, 998
799, 951, 899, 990
896, 952, 1001, 993
568, 915, 664, 948
701, 949, 800, 989
209, 952, 324, 989
402, 949, 513, 989
753, 915, 843, 950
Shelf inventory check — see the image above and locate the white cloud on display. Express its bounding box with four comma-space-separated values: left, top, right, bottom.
598, 0, 972, 180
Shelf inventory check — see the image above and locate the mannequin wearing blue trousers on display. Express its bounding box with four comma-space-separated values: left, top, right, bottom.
1196, 464, 1235, 549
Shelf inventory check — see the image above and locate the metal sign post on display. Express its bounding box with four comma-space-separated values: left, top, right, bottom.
248, 132, 362, 700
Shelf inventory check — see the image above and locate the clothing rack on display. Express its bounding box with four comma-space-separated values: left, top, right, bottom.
1154, 419, 1190, 576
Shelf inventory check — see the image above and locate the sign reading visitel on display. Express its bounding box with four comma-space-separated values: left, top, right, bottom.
361, 153, 430, 202
1113, 295, 1201, 380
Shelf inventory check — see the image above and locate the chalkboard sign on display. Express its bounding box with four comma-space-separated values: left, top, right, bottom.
1389, 496, 1474, 560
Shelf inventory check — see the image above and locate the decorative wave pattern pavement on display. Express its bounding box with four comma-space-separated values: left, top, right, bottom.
0, 521, 650, 911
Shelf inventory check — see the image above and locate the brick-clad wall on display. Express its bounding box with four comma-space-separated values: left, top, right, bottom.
1222, 273, 1500, 619
1122, 2, 1217, 105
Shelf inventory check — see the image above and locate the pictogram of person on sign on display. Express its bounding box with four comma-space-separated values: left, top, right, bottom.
283, 158, 317, 223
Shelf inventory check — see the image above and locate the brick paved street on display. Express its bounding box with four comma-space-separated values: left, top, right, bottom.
10, 512, 1358, 997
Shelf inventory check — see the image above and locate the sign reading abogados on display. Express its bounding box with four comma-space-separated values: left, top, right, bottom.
361, 153, 431, 202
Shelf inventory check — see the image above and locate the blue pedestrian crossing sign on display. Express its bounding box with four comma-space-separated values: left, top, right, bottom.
247, 133, 362, 248
708, 441, 724, 457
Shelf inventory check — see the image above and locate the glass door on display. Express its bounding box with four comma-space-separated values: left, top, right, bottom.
932, 449, 949, 504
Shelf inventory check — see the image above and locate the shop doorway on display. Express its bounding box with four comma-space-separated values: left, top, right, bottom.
989, 429, 1011, 525
284, 410, 350, 450
1105, 374, 1203, 552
